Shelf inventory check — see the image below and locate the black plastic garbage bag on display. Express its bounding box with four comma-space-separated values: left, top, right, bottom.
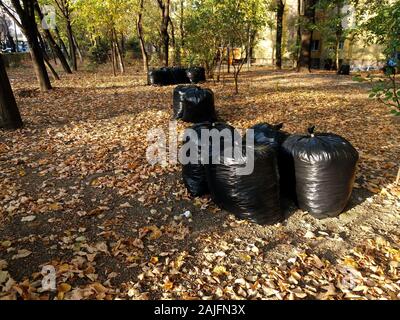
181, 87, 217, 123
181, 122, 237, 196
186, 67, 206, 84
181, 122, 212, 197
171, 67, 190, 84
148, 68, 173, 85
248, 122, 288, 150
173, 85, 201, 119
148, 69, 164, 85
206, 135, 282, 225
281, 126, 359, 218
246, 123, 291, 201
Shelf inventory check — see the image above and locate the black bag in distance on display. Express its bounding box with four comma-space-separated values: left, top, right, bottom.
181, 87, 217, 123
186, 67, 206, 84
181, 122, 237, 196
173, 85, 201, 119
171, 67, 190, 84
281, 126, 359, 218
148, 69, 164, 86
206, 141, 282, 225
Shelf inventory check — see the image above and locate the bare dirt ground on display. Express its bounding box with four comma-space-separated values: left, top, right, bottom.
0, 64, 399, 300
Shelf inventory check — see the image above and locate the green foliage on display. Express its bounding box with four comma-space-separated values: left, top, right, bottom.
352, 0, 400, 116
89, 39, 110, 64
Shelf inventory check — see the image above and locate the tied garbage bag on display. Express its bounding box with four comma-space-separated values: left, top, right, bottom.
171, 67, 190, 84
249, 122, 288, 150
173, 85, 201, 120
148, 67, 173, 85
181, 122, 236, 196
148, 69, 164, 85
281, 126, 359, 218
181, 87, 217, 123
247, 123, 293, 200
206, 134, 282, 225
186, 67, 206, 84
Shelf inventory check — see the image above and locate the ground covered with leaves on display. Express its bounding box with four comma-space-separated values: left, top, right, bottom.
0, 64, 399, 300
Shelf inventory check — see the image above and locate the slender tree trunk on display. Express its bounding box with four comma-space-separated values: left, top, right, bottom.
113, 29, 125, 74
217, 47, 224, 82
34, 1, 72, 73
43, 54, 60, 80
54, 26, 70, 61
157, 0, 171, 67
180, 0, 184, 49
66, 19, 77, 71
73, 34, 83, 63
137, 0, 149, 79
0, 54, 23, 129
169, 16, 176, 65
227, 45, 231, 74
276, 0, 285, 70
334, 4, 343, 70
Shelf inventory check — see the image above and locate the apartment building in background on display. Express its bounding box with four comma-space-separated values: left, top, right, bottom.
253, 0, 387, 70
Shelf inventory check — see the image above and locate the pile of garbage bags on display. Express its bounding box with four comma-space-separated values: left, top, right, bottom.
181, 122, 359, 224
173, 85, 217, 123
148, 67, 206, 86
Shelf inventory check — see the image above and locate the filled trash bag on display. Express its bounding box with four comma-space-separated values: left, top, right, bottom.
181, 122, 237, 196
206, 136, 282, 225
186, 67, 206, 84
181, 87, 217, 123
171, 67, 190, 84
248, 123, 288, 150
148, 68, 173, 85
181, 122, 212, 197
148, 69, 164, 85
173, 85, 201, 119
247, 123, 293, 200
281, 126, 359, 218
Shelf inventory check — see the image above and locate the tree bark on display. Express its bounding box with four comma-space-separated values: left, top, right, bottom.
157, 0, 170, 67
113, 29, 125, 74
11, 0, 52, 91
137, 0, 149, 79
297, 0, 316, 72
0, 54, 23, 129
66, 20, 77, 71
43, 54, 60, 80
275, 0, 285, 70
54, 26, 70, 61
73, 34, 83, 63
34, 1, 72, 73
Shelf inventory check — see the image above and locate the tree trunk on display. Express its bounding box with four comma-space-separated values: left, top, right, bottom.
157, 0, 170, 67
34, 1, 72, 73
217, 47, 224, 82
137, 0, 149, 79
276, 0, 285, 70
180, 0, 184, 49
334, 4, 343, 70
54, 26, 70, 61
43, 54, 60, 81
227, 45, 231, 73
66, 19, 77, 71
73, 34, 83, 63
297, 0, 315, 72
0, 54, 23, 129
169, 16, 176, 65
113, 29, 125, 74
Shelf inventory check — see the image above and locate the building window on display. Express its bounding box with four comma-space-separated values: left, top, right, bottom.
311, 40, 320, 51
339, 41, 344, 50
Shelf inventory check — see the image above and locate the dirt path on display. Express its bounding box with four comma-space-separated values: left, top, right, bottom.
1, 66, 399, 300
